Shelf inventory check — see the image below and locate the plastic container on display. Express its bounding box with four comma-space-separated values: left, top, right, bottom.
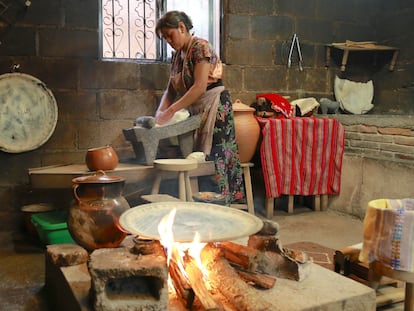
31, 210, 75, 245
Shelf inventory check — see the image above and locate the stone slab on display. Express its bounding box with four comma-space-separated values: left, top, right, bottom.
56, 252, 375, 310
259, 263, 376, 310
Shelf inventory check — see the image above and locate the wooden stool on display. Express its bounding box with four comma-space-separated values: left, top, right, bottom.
151, 159, 198, 201
230, 162, 255, 215
369, 261, 414, 311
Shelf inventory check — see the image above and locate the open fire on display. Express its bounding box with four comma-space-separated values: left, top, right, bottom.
150, 208, 307, 311
47, 204, 376, 311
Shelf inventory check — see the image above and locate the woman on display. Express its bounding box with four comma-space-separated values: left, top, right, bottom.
155, 11, 244, 204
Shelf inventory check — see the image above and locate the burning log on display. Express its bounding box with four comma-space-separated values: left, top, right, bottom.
216, 241, 276, 288
201, 243, 276, 311
184, 256, 220, 311
169, 259, 195, 308
216, 241, 259, 272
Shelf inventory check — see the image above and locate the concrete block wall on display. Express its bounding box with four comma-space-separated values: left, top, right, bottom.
0, 0, 413, 232
222, 0, 414, 114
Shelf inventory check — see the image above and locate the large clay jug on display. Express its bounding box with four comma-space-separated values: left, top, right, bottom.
67, 171, 130, 251
232, 99, 260, 162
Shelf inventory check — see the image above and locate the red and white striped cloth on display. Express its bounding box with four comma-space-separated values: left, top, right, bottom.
257, 117, 345, 198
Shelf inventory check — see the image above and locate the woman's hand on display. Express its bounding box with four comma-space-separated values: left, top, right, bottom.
155, 107, 175, 125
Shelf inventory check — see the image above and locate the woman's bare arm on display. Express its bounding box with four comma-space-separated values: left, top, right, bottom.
155, 60, 210, 125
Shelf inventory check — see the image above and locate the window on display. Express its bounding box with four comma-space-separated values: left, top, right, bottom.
100, 0, 221, 61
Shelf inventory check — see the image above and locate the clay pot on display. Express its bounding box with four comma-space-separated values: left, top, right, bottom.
85, 145, 119, 171
67, 171, 130, 251
21, 203, 55, 237
232, 99, 260, 163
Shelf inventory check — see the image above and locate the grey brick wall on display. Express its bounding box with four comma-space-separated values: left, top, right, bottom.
0, 0, 413, 231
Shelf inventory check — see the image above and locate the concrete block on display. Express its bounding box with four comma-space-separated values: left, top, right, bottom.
38, 29, 98, 58
139, 63, 170, 90
228, 0, 274, 14
0, 27, 35, 56
55, 91, 98, 121
244, 67, 286, 90
17, 58, 79, 90
46, 244, 89, 267
227, 15, 250, 39
89, 248, 168, 311
45, 248, 92, 311
80, 61, 139, 89
99, 91, 157, 119
61, 264, 92, 311
251, 16, 293, 40
65, 0, 98, 28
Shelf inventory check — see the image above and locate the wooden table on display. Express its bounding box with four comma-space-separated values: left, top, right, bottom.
325, 42, 399, 71
28, 163, 155, 189
28, 161, 255, 213
257, 117, 345, 218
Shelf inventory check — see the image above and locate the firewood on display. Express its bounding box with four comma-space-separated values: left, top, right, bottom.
235, 269, 276, 289
334, 243, 362, 274
283, 248, 309, 264
169, 292, 190, 311
204, 289, 239, 311
247, 234, 281, 252
248, 234, 310, 281
184, 256, 220, 311
256, 251, 311, 282
216, 241, 259, 271
169, 260, 195, 308
201, 244, 276, 311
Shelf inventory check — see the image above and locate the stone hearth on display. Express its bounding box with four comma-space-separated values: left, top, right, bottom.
44, 237, 376, 311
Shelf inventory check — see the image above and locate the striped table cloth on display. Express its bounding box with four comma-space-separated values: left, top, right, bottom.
257, 117, 345, 198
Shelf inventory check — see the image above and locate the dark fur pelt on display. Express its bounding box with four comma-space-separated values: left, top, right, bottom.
251, 97, 276, 117
134, 116, 156, 128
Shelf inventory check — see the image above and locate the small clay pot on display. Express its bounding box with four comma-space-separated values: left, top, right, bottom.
85, 145, 119, 171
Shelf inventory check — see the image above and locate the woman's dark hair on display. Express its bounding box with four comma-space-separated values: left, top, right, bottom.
156, 11, 193, 38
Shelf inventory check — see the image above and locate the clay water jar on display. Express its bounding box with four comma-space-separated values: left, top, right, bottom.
232, 99, 260, 162
67, 171, 130, 251
85, 145, 119, 171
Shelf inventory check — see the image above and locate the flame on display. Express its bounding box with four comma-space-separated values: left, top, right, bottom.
186, 232, 208, 277
157, 208, 176, 266
157, 208, 208, 289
